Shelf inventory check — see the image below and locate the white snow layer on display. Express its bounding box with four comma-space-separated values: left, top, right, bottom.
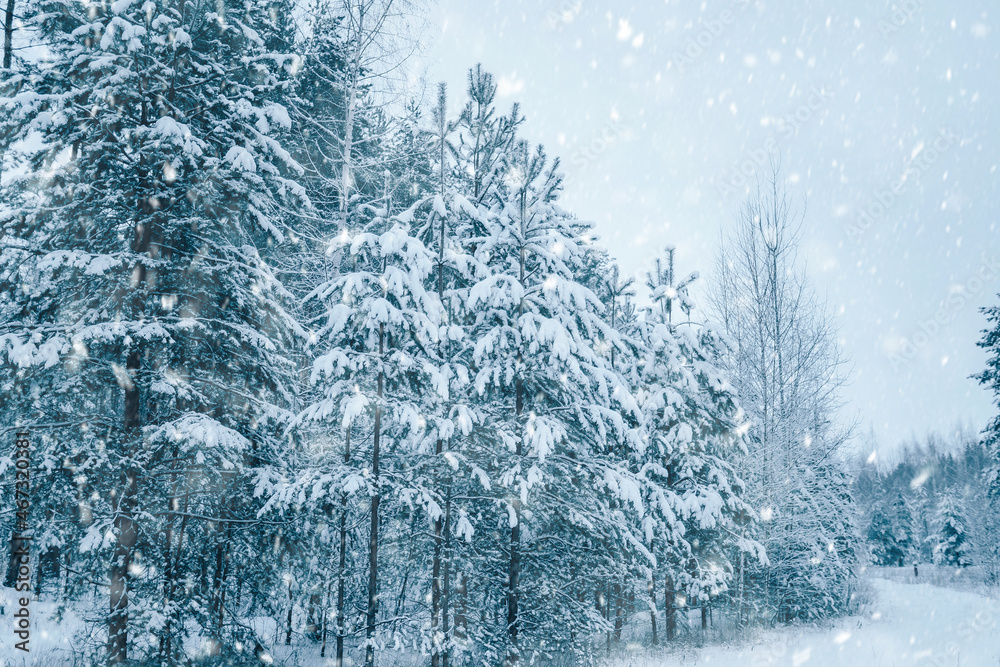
1, 574, 996, 665
608, 577, 999, 667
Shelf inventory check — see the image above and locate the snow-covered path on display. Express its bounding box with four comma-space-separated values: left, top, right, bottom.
613, 579, 1000, 667
1, 577, 997, 665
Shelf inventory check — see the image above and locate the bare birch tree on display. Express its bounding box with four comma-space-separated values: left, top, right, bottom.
711, 163, 860, 623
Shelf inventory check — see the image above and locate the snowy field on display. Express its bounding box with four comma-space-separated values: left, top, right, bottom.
610, 577, 1000, 667
0, 574, 997, 665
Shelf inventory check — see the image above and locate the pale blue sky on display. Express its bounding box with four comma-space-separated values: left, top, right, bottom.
421, 0, 999, 454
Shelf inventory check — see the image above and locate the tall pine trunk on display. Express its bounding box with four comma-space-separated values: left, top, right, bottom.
335, 429, 350, 667
109, 347, 142, 660
109, 157, 155, 662
506, 216, 527, 667
613, 580, 623, 641
431, 449, 444, 667
441, 485, 452, 667
431, 87, 449, 667
339, 5, 364, 220
161, 470, 189, 662
2, 0, 13, 69
664, 574, 676, 641
108, 467, 137, 663
364, 324, 384, 667
209, 518, 231, 655
506, 366, 524, 666
285, 575, 294, 645
648, 566, 658, 645
454, 572, 467, 641
506, 492, 521, 666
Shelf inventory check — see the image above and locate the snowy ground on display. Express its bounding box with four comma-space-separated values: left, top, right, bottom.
0, 588, 95, 666
0, 573, 997, 665
610, 576, 1000, 667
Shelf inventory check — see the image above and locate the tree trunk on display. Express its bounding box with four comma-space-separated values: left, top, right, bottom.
109, 337, 142, 663
393, 512, 419, 625
506, 376, 523, 667
209, 519, 230, 655
35, 548, 44, 598
507, 234, 526, 667
736, 551, 745, 628
63, 551, 70, 602
604, 584, 611, 654
506, 503, 521, 666
649, 570, 658, 645
454, 572, 467, 640
339, 7, 364, 219
306, 592, 322, 642
336, 429, 350, 667
664, 575, 676, 641
161, 470, 188, 662
340, 83, 356, 218
432, 90, 450, 667
285, 575, 294, 645
364, 324, 384, 667
441, 485, 452, 667
320, 577, 331, 658
613, 580, 623, 641
431, 448, 443, 667
219, 533, 230, 644
108, 467, 137, 663
109, 159, 156, 662
160, 501, 173, 659
2, 0, 14, 70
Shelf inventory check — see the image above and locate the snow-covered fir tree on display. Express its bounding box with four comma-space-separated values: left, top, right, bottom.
465, 138, 645, 663
975, 297, 1000, 507
889, 491, 916, 564
867, 506, 903, 567
853, 427, 999, 578
632, 247, 762, 638
933, 494, 973, 567
292, 209, 445, 667
0, 0, 307, 661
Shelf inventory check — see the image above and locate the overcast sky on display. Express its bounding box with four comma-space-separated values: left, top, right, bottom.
420, 0, 999, 456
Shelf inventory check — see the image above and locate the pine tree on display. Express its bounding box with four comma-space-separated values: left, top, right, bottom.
975, 299, 1000, 501
454, 64, 522, 206
867, 505, 903, 567
633, 248, 762, 637
409, 81, 482, 667
295, 211, 444, 667
933, 494, 972, 567
890, 491, 915, 565
465, 140, 643, 663
0, 0, 306, 660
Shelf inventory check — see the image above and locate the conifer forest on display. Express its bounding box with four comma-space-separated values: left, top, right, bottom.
0, 0, 998, 665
